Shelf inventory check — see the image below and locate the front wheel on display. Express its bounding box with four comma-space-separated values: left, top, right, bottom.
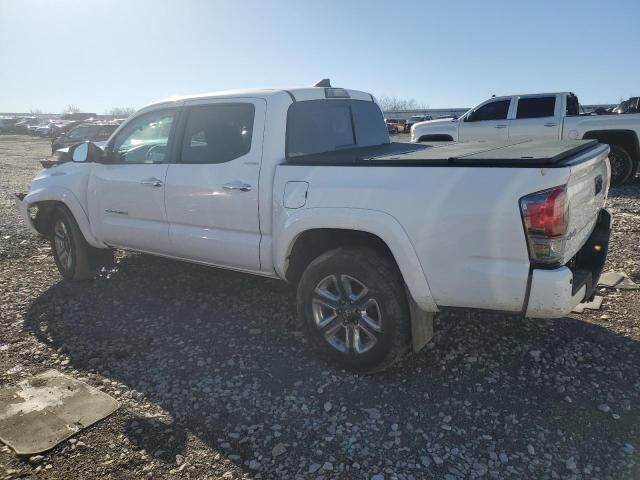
50, 206, 113, 281
608, 145, 634, 186
297, 248, 411, 372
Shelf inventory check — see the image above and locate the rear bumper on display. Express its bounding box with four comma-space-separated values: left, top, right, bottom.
525, 209, 612, 318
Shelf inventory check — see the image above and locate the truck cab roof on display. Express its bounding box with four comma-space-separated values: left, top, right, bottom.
146, 87, 376, 109
488, 92, 574, 101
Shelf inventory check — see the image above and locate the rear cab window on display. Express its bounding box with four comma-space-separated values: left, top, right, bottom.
286, 99, 389, 158
516, 96, 556, 119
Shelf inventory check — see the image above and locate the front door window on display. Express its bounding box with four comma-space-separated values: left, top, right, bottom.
109, 110, 175, 164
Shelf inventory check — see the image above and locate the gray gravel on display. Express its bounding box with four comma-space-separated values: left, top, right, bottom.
1, 135, 639, 479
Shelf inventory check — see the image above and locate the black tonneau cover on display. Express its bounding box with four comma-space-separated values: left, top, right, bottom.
286, 139, 599, 167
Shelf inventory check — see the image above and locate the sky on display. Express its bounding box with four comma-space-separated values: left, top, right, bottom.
1, 0, 639, 113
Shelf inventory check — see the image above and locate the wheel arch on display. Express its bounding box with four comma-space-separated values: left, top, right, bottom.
582, 129, 639, 163
418, 134, 454, 142
24, 187, 105, 248
275, 208, 437, 312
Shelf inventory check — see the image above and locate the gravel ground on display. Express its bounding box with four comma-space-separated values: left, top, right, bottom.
1, 135, 639, 479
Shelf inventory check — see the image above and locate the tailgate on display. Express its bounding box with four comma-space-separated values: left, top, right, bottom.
564, 143, 611, 260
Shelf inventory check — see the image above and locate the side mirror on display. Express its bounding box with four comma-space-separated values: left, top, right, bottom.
70, 141, 102, 163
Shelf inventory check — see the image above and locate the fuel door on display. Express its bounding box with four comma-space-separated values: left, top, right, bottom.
283, 181, 309, 209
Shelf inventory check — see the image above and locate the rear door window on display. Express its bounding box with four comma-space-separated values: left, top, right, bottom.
286, 99, 388, 157
180, 103, 255, 164
516, 97, 556, 119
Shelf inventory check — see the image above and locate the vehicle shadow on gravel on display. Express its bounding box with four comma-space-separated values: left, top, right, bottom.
23, 253, 640, 478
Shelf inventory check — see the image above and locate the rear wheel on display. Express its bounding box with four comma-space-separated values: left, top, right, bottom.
50, 206, 113, 281
297, 248, 411, 372
608, 145, 634, 186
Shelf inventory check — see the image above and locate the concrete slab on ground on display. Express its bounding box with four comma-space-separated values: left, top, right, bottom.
0, 370, 119, 455
598, 271, 639, 290
573, 295, 604, 313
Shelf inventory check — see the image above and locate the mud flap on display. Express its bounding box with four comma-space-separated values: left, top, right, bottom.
409, 296, 435, 353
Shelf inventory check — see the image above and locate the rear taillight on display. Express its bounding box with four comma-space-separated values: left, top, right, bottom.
520, 186, 569, 266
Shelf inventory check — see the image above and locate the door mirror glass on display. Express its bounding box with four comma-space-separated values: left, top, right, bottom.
70, 141, 101, 163
71, 142, 88, 162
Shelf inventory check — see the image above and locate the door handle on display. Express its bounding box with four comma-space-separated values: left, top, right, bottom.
141, 178, 164, 187
223, 182, 252, 192
544, 123, 557, 127
494, 124, 508, 129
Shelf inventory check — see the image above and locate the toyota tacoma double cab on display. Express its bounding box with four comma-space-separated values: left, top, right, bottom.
16, 82, 612, 372
410, 91, 640, 185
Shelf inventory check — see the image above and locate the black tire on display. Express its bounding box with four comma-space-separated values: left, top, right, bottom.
297, 248, 411, 372
630, 155, 639, 182
608, 145, 634, 186
50, 206, 113, 281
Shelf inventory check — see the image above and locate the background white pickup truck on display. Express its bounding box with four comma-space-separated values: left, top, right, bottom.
411, 92, 640, 185
16, 84, 612, 372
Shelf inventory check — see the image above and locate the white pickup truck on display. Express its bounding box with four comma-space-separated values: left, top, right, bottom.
16, 84, 612, 372
410, 92, 640, 185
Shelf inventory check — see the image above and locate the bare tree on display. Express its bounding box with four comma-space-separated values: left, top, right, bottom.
377, 96, 429, 112
105, 107, 135, 117
64, 104, 80, 114
28, 108, 42, 115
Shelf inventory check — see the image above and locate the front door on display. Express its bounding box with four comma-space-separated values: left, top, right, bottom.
164, 98, 265, 271
458, 98, 512, 141
88, 108, 178, 253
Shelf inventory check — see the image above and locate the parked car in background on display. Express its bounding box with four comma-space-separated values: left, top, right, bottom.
51, 122, 120, 153
49, 120, 83, 138
411, 91, 640, 185
385, 118, 405, 133
33, 120, 57, 137
385, 119, 397, 133
0, 117, 21, 133
60, 112, 97, 121
613, 96, 640, 114
406, 114, 433, 132
14, 117, 39, 133
16, 83, 611, 372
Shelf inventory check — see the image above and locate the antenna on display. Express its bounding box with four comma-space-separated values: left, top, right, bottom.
313, 78, 331, 88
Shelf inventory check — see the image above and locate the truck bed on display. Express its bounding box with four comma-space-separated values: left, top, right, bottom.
276, 137, 609, 315
286, 139, 599, 167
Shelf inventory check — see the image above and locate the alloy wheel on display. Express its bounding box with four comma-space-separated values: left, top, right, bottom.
53, 220, 73, 273
311, 274, 382, 354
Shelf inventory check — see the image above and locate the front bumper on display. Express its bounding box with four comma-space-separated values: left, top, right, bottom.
14, 193, 40, 236
525, 209, 612, 318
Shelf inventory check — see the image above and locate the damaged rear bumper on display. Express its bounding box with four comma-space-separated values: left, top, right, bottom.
525, 209, 612, 318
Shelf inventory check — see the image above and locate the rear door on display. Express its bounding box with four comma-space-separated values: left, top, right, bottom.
163, 98, 265, 271
458, 98, 512, 141
509, 95, 561, 139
